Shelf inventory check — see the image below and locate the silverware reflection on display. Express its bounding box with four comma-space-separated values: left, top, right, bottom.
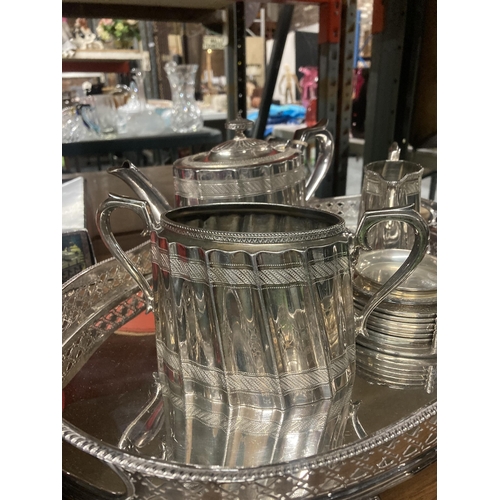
118, 373, 354, 467
357, 345, 437, 393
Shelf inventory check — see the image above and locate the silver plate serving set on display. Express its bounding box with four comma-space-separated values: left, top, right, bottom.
62, 120, 437, 499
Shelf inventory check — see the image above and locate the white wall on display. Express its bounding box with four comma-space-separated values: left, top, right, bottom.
264, 24, 319, 105
265, 31, 296, 104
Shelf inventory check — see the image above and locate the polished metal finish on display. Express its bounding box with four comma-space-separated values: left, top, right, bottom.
357, 345, 436, 392
108, 160, 168, 228
307, 196, 437, 360
98, 197, 429, 416
62, 260, 437, 498
352, 249, 437, 359
358, 155, 424, 250
63, 196, 437, 499
308, 194, 437, 256
110, 118, 334, 208
355, 249, 437, 298
118, 373, 355, 467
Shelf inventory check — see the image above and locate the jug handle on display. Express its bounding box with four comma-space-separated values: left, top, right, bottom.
97, 193, 158, 312
292, 119, 334, 201
353, 205, 429, 337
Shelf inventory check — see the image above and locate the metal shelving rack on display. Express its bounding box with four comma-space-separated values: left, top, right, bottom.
61, 0, 435, 197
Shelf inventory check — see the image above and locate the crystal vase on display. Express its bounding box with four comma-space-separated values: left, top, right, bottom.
164, 61, 203, 133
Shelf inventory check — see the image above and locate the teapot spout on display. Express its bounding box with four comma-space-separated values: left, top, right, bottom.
108, 160, 171, 226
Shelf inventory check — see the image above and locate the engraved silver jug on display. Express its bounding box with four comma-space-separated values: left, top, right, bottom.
97, 192, 429, 413
108, 114, 334, 207
358, 143, 424, 250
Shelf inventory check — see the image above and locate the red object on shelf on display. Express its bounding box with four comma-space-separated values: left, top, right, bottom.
319, 0, 342, 44
116, 310, 155, 335
305, 98, 318, 127
62, 61, 131, 73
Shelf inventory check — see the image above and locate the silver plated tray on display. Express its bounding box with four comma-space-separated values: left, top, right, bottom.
62, 195, 437, 500
308, 195, 437, 235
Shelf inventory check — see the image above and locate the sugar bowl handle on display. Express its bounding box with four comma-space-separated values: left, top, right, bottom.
353, 205, 429, 337
97, 193, 158, 312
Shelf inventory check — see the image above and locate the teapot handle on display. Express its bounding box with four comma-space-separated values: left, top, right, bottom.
292, 118, 334, 201
353, 206, 429, 337
97, 193, 157, 312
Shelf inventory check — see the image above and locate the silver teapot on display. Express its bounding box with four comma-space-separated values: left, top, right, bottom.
109, 115, 334, 207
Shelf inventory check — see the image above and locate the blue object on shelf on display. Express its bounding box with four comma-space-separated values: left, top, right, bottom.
248, 104, 306, 137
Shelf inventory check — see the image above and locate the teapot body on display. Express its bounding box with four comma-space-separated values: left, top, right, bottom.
170, 115, 333, 206
172, 149, 308, 206
108, 116, 334, 212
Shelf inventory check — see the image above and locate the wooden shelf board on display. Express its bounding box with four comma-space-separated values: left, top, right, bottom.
62, 1, 228, 23
63, 49, 145, 61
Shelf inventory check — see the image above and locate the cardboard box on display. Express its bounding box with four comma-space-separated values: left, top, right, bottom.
62, 177, 95, 283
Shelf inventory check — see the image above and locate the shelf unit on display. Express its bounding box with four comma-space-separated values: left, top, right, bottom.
62, 49, 144, 61
61, 0, 351, 195
62, 48, 149, 73
61, 3, 437, 498
61, 0, 436, 198
61, 0, 230, 24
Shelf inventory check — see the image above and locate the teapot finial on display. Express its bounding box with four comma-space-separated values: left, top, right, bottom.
225, 112, 254, 140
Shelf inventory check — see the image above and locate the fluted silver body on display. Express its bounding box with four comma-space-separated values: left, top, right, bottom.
359, 159, 424, 250
151, 207, 356, 410
98, 200, 429, 467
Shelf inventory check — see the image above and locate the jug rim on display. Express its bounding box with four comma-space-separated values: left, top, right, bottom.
159, 202, 347, 244
363, 159, 424, 180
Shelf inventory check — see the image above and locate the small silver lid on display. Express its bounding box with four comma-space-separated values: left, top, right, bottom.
174, 113, 300, 170
206, 114, 279, 162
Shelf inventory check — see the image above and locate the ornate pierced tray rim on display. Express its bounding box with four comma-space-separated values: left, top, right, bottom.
62, 401, 436, 482
62, 195, 437, 488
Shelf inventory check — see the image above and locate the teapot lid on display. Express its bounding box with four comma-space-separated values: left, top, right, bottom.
174, 114, 300, 170
206, 114, 279, 162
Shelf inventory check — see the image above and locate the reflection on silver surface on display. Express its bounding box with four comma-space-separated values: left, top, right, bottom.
62, 231, 437, 500
97, 194, 429, 415
358, 156, 424, 250
355, 249, 437, 293
357, 345, 437, 393
118, 373, 353, 467
308, 195, 437, 257
352, 248, 437, 359
353, 285, 437, 359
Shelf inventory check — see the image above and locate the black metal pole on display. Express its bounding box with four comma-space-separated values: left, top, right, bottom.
225, 2, 247, 134
251, 4, 294, 139
235, 1, 247, 118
